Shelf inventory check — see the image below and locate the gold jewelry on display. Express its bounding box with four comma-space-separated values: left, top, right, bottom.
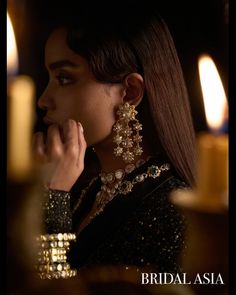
97, 158, 148, 208
94, 163, 170, 218
113, 102, 143, 163
100, 158, 147, 185
36, 233, 77, 279
73, 162, 170, 231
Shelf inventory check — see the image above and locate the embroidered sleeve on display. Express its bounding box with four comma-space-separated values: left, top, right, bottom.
36, 189, 77, 279
42, 189, 73, 234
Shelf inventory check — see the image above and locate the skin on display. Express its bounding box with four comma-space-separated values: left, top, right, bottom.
33, 28, 149, 191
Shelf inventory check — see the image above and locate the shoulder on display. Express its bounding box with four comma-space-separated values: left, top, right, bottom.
129, 176, 189, 240
123, 175, 189, 254
116, 175, 189, 242
134, 175, 190, 217
85, 176, 188, 271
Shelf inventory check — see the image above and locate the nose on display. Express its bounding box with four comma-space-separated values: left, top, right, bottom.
37, 86, 55, 111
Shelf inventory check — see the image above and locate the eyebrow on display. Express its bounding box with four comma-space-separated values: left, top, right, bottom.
47, 60, 78, 70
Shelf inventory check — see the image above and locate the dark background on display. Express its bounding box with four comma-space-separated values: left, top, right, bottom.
5, 2, 232, 293
7, 0, 228, 133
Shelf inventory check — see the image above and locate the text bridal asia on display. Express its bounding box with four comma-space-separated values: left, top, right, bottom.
141, 273, 224, 285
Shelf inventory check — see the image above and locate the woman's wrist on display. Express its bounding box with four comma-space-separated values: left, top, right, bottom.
45, 178, 73, 192
43, 188, 72, 233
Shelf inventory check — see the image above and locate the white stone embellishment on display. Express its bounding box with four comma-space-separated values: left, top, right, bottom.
134, 146, 143, 156
136, 175, 144, 182
115, 169, 124, 180
122, 151, 134, 163
73, 159, 170, 234
112, 102, 143, 163
106, 173, 114, 183
147, 165, 161, 178
92, 162, 170, 223
114, 146, 123, 156
36, 232, 77, 279
118, 181, 133, 195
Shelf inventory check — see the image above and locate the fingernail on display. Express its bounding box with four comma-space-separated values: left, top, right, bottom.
67, 119, 74, 126
78, 122, 84, 133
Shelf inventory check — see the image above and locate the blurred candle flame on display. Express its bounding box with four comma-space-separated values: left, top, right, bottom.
7, 11, 35, 181
198, 54, 228, 132
7, 11, 18, 75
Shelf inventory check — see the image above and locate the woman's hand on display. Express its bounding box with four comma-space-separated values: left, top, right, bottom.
32, 119, 86, 191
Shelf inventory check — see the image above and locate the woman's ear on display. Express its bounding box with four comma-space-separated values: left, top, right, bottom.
122, 73, 144, 106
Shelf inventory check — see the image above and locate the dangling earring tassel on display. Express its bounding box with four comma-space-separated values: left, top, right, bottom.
113, 102, 143, 163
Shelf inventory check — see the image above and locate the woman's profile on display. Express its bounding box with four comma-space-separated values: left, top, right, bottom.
32, 1, 196, 279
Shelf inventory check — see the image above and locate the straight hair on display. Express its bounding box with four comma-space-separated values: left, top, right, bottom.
65, 10, 196, 187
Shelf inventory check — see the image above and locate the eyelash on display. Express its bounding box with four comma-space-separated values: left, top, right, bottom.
55, 73, 73, 86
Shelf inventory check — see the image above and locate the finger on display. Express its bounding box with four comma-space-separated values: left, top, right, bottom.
32, 132, 46, 161
63, 119, 78, 147
77, 122, 87, 167
46, 124, 64, 157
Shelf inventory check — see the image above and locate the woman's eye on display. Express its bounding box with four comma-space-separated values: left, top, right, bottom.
56, 74, 72, 86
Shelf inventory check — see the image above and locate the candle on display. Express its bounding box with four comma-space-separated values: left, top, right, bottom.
7, 12, 35, 182
197, 54, 228, 208
7, 12, 18, 76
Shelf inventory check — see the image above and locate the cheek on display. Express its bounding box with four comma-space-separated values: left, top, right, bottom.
74, 84, 115, 118
84, 100, 116, 142
57, 83, 121, 145
76, 88, 118, 144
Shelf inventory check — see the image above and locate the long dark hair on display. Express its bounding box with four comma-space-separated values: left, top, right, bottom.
36, 1, 196, 187
63, 7, 196, 187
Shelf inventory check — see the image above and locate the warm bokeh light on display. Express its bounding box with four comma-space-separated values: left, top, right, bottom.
198, 54, 228, 132
7, 11, 36, 181
7, 11, 18, 75
8, 76, 35, 181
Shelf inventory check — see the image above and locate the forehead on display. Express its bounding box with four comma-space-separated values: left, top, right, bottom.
45, 28, 86, 66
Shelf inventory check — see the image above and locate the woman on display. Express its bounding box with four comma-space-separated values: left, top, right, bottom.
33, 4, 196, 279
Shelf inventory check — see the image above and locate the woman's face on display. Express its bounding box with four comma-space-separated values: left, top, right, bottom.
38, 28, 124, 146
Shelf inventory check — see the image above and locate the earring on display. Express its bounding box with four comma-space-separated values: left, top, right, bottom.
113, 102, 143, 163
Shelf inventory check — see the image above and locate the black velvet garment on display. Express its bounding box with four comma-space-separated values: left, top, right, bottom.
44, 157, 188, 273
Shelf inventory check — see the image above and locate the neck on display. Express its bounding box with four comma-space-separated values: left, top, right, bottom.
93, 134, 153, 173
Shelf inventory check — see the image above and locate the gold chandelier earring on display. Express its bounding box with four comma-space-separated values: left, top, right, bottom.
113, 102, 143, 163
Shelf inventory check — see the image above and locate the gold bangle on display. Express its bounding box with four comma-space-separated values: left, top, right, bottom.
39, 269, 77, 279
36, 233, 77, 279
36, 233, 76, 242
